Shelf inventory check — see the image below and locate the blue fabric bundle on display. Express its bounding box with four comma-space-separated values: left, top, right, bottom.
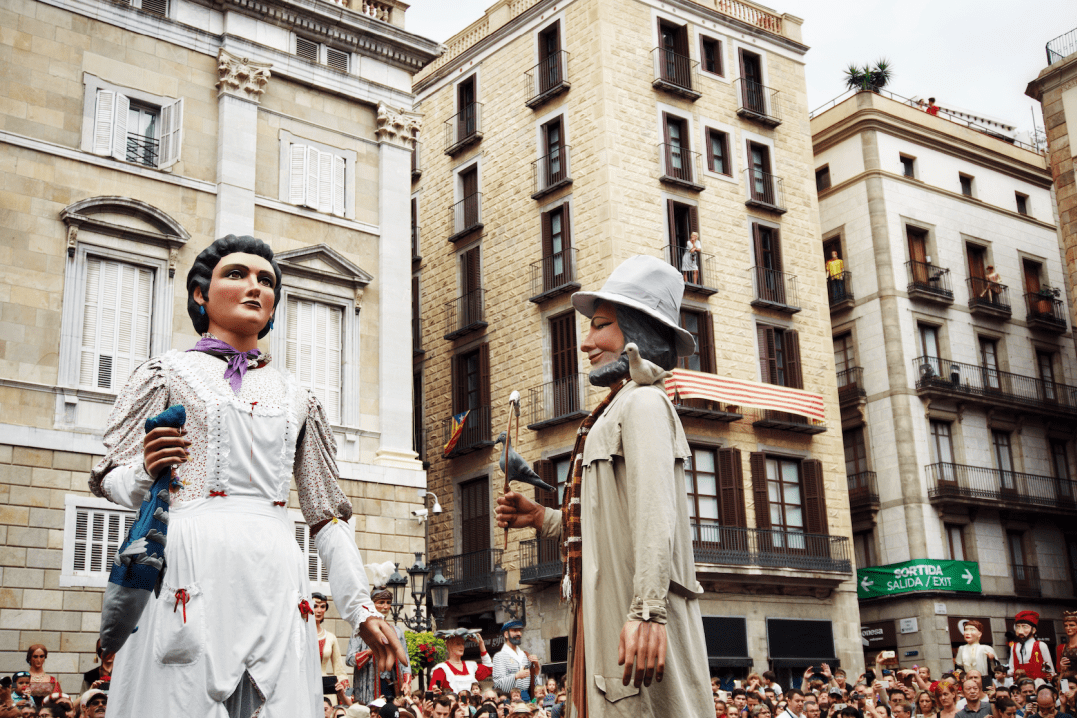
99, 404, 185, 654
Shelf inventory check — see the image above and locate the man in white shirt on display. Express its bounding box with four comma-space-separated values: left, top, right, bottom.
780, 689, 807, 718
492, 620, 540, 702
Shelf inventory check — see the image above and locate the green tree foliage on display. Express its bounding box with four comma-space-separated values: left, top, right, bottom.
844, 59, 893, 93
405, 631, 447, 676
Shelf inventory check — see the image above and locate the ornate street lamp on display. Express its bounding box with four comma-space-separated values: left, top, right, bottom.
430, 565, 450, 621
491, 562, 526, 624
387, 553, 440, 632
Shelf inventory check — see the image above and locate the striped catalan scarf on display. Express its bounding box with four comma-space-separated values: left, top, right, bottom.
560, 378, 626, 605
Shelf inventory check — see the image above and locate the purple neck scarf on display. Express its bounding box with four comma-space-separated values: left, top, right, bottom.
188, 336, 261, 394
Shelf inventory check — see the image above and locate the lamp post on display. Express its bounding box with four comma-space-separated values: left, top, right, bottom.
491, 563, 527, 625
387, 552, 448, 633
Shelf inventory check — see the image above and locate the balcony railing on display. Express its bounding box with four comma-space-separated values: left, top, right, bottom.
126, 133, 159, 167
847, 471, 879, 511
531, 145, 572, 199
1047, 27, 1077, 65
448, 193, 483, 242
906, 260, 954, 302
651, 48, 701, 100
444, 102, 483, 155
747, 407, 826, 435
440, 404, 494, 458
913, 356, 1077, 416
430, 547, 504, 597
444, 289, 487, 340
671, 394, 743, 422
525, 51, 570, 108
734, 78, 782, 126
665, 244, 719, 295
692, 523, 851, 573
527, 373, 589, 430
520, 537, 562, 584
750, 266, 800, 313
1024, 292, 1067, 332
744, 169, 786, 213
967, 278, 1011, 318
926, 462, 1077, 513
828, 270, 854, 310
529, 248, 580, 303
837, 366, 865, 404
1013, 564, 1041, 597
412, 316, 423, 356
658, 144, 705, 191
411, 225, 420, 261
411, 140, 422, 179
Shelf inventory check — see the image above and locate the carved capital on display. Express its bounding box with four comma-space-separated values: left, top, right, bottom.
216, 49, 272, 103
375, 102, 422, 149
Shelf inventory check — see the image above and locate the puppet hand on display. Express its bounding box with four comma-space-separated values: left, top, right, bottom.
618, 619, 667, 688
495, 491, 545, 531
359, 616, 408, 673
143, 427, 190, 478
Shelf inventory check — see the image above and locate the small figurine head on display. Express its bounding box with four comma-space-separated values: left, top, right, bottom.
963, 620, 984, 645
371, 588, 392, 618
186, 234, 281, 340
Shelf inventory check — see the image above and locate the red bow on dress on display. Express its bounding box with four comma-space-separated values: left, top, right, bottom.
174, 589, 190, 623
298, 600, 314, 622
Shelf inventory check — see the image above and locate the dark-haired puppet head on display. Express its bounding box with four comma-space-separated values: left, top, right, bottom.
186, 235, 281, 340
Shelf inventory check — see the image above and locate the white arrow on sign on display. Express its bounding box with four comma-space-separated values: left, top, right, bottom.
861, 576, 874, 591
962, 569, 974, 585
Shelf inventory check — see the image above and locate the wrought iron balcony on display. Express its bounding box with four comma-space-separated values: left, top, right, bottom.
966, 278, 1011, 319
526, 373, 589, 430
448, 193, 483, 243
828, 270, 854, 311
926, 462, 1077, 515
744, 169, 786, 213
444, 102, 483, 156
1013, 564, 1041, 597
658, 144, 705, 191
125, 133, 159, 167
1047, 27, 1077, 65
750, 266, 801, 313
444, 289, 487, 341
906, 260, 954, 303
439, 404, 494, 458
1024, 291, 1067, 333
411, 140, 422, 180
847, 471, 879, 512
837, 366, 865, 405
692, 523, 851, 573
412, 316, 424, 356
734, 78, 782, 126
532, 145, 572, 199
525, 51, 570, 108
747, 407, 826, 435
913, 356, 1077, 418
529, 248, 580, 303
651, 48, 701, 100
665, 244, 719, 296
670, 395, 743, 422
520, 538, 562, 584
429, 547, 504, 598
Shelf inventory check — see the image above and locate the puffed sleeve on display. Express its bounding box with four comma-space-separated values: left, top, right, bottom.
89, 358, 169, 508
294, 392, 353, 526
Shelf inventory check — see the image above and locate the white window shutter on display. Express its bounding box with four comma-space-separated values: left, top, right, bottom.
80, 258, 153, 390
285, 296, 299, 373
332, 155, 346, 217
294, 521, 328, 583
286, 297, 342, 424
93, 90, 116, 156
157, 97, 183, 169
111, 93, 130, 162
306, 147, 320, 210
289, 144, 307, 206
74, 507, 130, 575
318, 151, 333, 214
79, 258, 102, 387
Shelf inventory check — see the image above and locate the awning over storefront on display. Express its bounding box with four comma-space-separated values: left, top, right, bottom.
666, 369, 826, 422
704, 616, 753, 668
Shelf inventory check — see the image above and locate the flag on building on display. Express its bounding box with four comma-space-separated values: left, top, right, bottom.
443, 410, 471, 457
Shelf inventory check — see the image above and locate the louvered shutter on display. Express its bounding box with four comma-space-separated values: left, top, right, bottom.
80, 258, 153, 390
784, 329, 803, 389
717, 447, 746, 528
286, 297, 342, 424
157, 97, 183, 169
802, 459, 828, 535
757, 325, 776, 385
296, 37, 319, 62
450, 353, 462, 414
93, 90, 116, 156
111, 93, 130, 162
699, 311, 715, 374
332, 155, 346, 217
479, 342, 491, 409
533, 460, 558, 507
666, 199, 677, 248
295, 521, 329, 583
306, 146, 320, 210
73, 506, 134, 575
318, 150, 333, 214
289, 144, 307, 205
561, 202, 572, 250
326, 48, 349, 73
750, 452, 770, 530
689, 205, 699, 237
705, 129, 716, 172
540, 209, 553, 259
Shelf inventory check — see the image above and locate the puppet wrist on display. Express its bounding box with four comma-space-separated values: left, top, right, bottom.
627, 597, 668, 624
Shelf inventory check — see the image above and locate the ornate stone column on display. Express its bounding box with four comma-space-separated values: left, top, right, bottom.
214, 49, 271, 238
374, 102, 423, 469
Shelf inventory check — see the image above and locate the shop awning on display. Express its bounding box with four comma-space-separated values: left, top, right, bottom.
665, 369, 826, 422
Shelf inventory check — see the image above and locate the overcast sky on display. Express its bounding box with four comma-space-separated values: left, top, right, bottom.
405, 0, 1077, 135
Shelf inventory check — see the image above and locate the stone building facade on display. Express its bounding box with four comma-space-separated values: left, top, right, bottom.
412, 0, 862, 683
812, 90, 1077, 676
0, 0, 437, 692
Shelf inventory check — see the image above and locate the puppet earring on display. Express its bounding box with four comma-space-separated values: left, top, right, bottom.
199, 305, 206, 316
267, 319, 274, 331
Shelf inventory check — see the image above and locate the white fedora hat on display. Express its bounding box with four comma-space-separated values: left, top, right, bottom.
571, 255, 696, 357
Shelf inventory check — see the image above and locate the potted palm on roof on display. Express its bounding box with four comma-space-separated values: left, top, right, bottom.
844, 59, 893, 93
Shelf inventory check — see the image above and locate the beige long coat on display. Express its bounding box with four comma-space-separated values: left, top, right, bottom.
539, 368, 713, 717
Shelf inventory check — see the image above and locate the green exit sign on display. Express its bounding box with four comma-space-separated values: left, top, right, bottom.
857, 559, 981, 599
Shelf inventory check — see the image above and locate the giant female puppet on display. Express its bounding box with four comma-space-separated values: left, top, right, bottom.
89, 235, 405, 717
495, 255, 713, 717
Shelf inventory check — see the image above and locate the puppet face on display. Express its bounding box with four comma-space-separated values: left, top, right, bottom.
28, 648, 45, 670
374, 597, 392, 617
445, 636, 465, 657
312, 599, 328, 622
963, 624, 982, 644
581, 304, 625, 372
1064, 618, 1077, 637
1014, 623, 1033, 640
195, 252, 275, 340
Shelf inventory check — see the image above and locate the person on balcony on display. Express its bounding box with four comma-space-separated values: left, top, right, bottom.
980, 266, 1002, 304
681, 232, 701, 285
495, 255, 712, 718
492, 620, 540, 701
825, 250, 845, 302
1007, 611, 1054, 683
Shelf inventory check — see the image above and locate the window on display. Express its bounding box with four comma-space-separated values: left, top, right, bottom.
700, 36, 722, 76
844, 427, 869, 477
1016, 192, 1029, 215
80, 257, 154, 391
752, 223, 785, 303
979, 337, 1000, 390
662, 113, 691, 181
1051, 440, 1071, 482
907, 225, 929, 272
757, 325, 802, 388
450, 343, 491, 450
295, 520, 330, 588
657, 19, 691, 88
900, 155, 916, 178
706, 128, 730, 175
738, 49, 764, 114
687, 446, 747, 544
540, 203, 572, 290
686, 446, 720, 534
666, 199, 699, 274
459, 477, 491, 555
1007, 531, 1027, 575
679, 309, 715, 373
747, 141, 774, 204
287, 143, 346, 217
853, 530, 876, 568
815, 165, 831, 191
91, 88, 182, 169
833, 333, 854, 376
945, 524, 966, 561
534, 454, 572, 507
411, 198, 420, 259
460, 244, 482, 309
929, 421, 954, 465
966, 242, 989, 298
295, 37, 350, 72
456, 165, 481, 233
537, 22, 564, 94
1040, 351, 1059, 401
549, 312, 581, 417
413, 368, 424, 460
115, 0, 167, 16
1022, 258, 1044, 295
457, 76, 478, 139
285, 297, 343, 424
993, 431, 1016, 490
540, 116, 567, 188
959, 173, 974, 197
60, 496, 135, 588
749, 454, 827, 546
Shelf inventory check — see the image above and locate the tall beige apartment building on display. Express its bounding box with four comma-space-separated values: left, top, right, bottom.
0, 0, 437, 689
412, 0, 862, 682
